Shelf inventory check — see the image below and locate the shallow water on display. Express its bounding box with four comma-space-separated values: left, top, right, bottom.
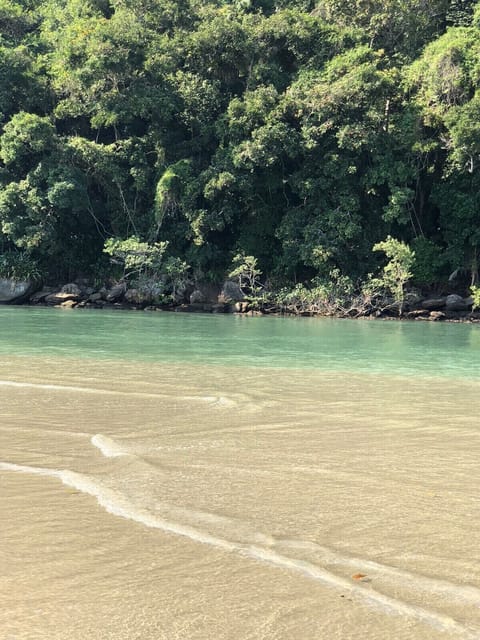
1, 307, 480, 639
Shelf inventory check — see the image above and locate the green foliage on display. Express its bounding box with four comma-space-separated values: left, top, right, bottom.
229, 253, 263, 296
274, 270, 355, 315
103, 236, 168, 278
447, 0, 475, 26
411, 237, 448, 286
103, 236, 190, 302
470, 284, 480, 310
373, 236, 415, 314
154, 160, 192, 227
0, 112, 56, 166
316, 0, 449, 59
0, 0, 478, 300
0, 251, 40, 281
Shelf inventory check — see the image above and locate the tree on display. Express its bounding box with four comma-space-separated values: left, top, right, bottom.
103, 236, 190, 302
408, 22, 480, 284
315, 0, 449, 59
447, 0, 475, 26
228, 252, 263, 296
373, 236, 415, 315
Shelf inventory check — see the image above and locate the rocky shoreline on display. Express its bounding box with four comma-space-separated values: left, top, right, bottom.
1, 277, 479, 323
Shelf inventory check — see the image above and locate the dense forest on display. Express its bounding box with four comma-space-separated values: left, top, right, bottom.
1, 0, 480, 309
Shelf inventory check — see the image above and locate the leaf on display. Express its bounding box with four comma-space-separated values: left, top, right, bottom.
352, 573, 367, 581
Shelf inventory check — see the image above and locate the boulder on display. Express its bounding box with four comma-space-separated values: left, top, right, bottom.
105, 282, 126, 302
30, 288, 54, 304
421, 297, 447, 311
445, 294, 468, 311
190, 289, 207, 304
0, 278, 39, 304
61, 283, 82, 296
87, 292, 103, 303
429, 311, 446, 321
407, 309, 429, 318
404, 290, 424, 309
45, 291, 80, 305
219, 280, 244, 303
58, 299, 77, 309
124, 288, 150, 305
234, 301, 250, 313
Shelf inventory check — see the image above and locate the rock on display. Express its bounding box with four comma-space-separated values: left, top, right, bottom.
190, 289, 207, 304
0, 278, 39, 304
105, 282, 126, 302
30, 288, 54, 304
407, 309, 429, 318
124, 288, 150, 305
219, 280, 244, 303
429, 311, 446, 321
404, 290, 424, 309
61, 283, 82, 296
45, 291, 80, 305
421, 297, 447, 311
234, 301, 250, 313
88, 292, 103, 303
58, 299, 77, 309
193, 282, 221, 303
445, 294, 468, 311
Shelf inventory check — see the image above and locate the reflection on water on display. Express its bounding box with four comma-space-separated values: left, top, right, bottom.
1, 309, 480, 639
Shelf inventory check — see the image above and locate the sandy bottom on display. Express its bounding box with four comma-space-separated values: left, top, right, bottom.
1, 357, 480, 639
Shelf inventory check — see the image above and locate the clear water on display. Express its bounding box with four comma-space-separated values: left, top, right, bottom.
0, 306, 479, 376
1, 307, 480, 640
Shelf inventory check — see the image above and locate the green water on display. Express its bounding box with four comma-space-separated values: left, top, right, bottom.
1, 306, 479, 377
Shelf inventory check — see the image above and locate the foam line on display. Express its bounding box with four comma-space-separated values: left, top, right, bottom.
0, 380, 117, 395
245, 546, 476, 635
91, 434, 129, 458
0, 379, 237, 408
0, 460, 476, 637
280, 540, 480, 606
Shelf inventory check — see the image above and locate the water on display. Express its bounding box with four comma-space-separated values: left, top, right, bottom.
1, 307, 480, 639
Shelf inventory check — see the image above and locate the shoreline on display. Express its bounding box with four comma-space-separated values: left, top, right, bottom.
10, 298, 480, 324
2, 279, 479, 323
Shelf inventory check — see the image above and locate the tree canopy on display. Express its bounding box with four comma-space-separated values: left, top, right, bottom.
1, 0, 479, 293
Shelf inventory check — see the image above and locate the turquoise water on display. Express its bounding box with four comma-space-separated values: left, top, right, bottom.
1, 306, 479, 377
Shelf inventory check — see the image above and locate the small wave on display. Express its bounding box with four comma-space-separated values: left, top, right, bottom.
279, 539, 480, 606
0, 379, 245, 409
91, 434, 129, 458
0, 380, 116, 395
0, 379, 173, 401
0, 459, 477, 637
